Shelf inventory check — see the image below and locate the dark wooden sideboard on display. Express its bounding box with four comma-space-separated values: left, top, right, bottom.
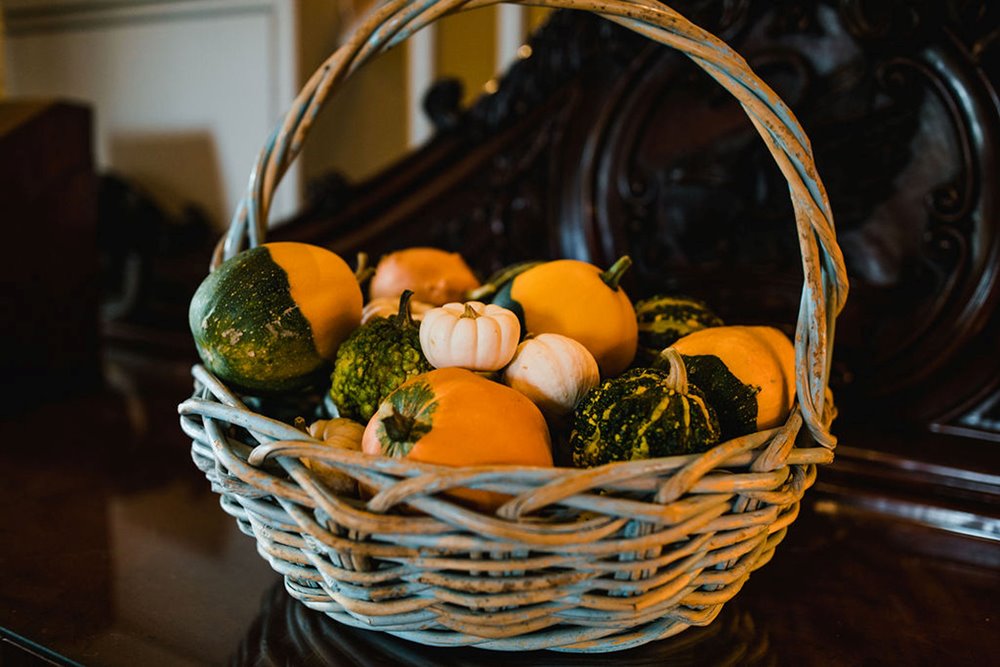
0, 101, 102, 411
3, 2, 997, 665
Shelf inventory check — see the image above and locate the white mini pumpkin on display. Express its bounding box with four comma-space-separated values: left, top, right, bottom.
419, 301, 521, 371
502, 333, 600, 415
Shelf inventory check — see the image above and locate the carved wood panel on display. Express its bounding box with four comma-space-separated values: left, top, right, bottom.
275, 0, 1000, 439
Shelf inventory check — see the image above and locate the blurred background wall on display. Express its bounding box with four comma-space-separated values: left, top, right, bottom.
1, 10, 5, 96
1, 0, 550, 231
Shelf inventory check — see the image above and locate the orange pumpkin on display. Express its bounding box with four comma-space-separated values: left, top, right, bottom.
369, 247, 480, 306
362, 368, 553, 510
492, 256, 638, 377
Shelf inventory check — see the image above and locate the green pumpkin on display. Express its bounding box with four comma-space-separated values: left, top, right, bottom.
570, 350, 721, 467
634, 295, 723, 366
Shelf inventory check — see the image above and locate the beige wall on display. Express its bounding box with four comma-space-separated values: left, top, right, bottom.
1, 2, 552, 221
297, 0, 409, 187
5, 1, 307, 227
309, 47, 409, 184
1, 10, 5, 97
296, 4, 549, 186
438, 7, 497, 107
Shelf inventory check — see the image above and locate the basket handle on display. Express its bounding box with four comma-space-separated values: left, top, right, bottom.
218, 0, 849, 449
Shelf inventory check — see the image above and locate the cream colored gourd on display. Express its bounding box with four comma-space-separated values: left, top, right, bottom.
503, 333, 600, 415
302, 418, 366, 496
419, 301, 520, 371
361, 296, 433, 324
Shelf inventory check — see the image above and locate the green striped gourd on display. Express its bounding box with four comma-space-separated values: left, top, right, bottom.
570, 349, 721, 467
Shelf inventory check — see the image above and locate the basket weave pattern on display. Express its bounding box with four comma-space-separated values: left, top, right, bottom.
179, 0, 849, 653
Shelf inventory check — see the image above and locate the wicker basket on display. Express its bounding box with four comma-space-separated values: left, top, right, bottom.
179, 0, 849, 653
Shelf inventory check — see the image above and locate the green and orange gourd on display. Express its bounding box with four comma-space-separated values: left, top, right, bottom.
571, 348, 721, 467
189, 241, 362, 393
660, 325, 797, 440
363, 368, 553, 510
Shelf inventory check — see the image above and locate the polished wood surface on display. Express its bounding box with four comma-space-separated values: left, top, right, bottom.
1, 349, 997, 666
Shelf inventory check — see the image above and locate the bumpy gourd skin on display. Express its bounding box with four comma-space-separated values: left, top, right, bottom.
571, 367, 721, 467
329, 307, 432, 421
662, 353, 759, 440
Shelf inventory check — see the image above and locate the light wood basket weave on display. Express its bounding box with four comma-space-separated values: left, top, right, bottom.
179, 0, 849, 653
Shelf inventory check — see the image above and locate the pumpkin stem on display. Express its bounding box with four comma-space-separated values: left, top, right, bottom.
600, 255, 632, 291
393, 289, 417, 328
464, 261, 542, 301
381, 408, 417, 454
658, 348, 689, 394
460, 303, 480, 319
354, 252, 376, 285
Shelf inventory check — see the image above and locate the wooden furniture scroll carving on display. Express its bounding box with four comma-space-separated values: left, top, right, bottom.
275, 0, 1000, 445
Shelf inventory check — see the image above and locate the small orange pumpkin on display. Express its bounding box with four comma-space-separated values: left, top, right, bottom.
369, 247, 480, 306
492, 256, 638, 377
362, 368, 553, 511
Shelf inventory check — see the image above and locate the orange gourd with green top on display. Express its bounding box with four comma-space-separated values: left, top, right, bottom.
662, 325, 796, 440
362, 368, 553, 510
189, 242, 362, 393
492, 256, 638, 377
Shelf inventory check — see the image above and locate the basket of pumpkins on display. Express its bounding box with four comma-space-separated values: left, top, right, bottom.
178, 0, 848, 653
